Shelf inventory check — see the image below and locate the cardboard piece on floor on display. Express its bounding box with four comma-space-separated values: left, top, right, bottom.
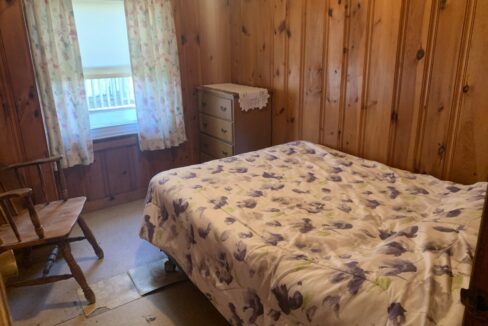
128, 258, 186, 296
77, 272, 140, 317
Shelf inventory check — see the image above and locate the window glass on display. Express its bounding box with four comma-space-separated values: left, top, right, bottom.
73, 0, 137, 138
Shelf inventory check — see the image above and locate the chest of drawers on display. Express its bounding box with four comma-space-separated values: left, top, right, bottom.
197, 85, 272, 162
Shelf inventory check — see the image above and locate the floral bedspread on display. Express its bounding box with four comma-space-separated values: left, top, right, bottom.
140, 141, 486, 325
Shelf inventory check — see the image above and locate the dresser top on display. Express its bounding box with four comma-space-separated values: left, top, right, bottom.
200, 83, 269, 96
198, 83, 271, 111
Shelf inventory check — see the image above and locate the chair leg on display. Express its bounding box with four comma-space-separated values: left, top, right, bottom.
77, 216, 104, 259
21, 247, 33, 267
60, 242, 95, 305
43, 245, 59, 276
164, 255, 178, 273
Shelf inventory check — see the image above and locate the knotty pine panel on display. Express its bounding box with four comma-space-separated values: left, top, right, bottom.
342, 0, 369, 155
388, 0, 433, 171
104, 147, 134, 196
415, 0, 470, 178
0, 0, 57, 201
360, 0, 402, 163
231, 0, 274, 88
301, 0, 327, 143
197, 0, 231, 84
172, 0, 202, 164
447, 0, 488, 184
230, 0, 487, 184
285, 0, 306, 141
271, 0, 288, 145
0, 0, 48, 162
0, 47, 23, 165
83, 152, 107, 201
322, 0, 348, 148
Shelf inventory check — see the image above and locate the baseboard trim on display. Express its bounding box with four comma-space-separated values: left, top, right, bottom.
83, 188, 146, 213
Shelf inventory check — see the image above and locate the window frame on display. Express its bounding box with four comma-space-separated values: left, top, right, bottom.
83, 67, 138, 140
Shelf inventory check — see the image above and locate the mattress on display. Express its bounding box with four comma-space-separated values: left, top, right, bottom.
140, 141, 486, 325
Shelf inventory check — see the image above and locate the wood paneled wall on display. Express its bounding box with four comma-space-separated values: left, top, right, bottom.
1, 0, 485, 211
0, 0, 231, 209
0, 1, 49, 165
229, 0, 488, 185
0, 0, 58, 201
64, 0, 232, 209
63, 136, 192, 211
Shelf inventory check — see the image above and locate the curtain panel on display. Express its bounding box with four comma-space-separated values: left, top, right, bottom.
124, 0, 187, 151
23, 0, 93, 168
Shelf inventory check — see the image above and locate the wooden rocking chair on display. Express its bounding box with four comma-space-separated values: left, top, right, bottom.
0, 156, 103, 304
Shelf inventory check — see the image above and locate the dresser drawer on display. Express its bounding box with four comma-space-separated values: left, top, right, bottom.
199, 92, 233, 120
200, 134, 233, 158
200, 152, 216, 163
199, 114, 233, 143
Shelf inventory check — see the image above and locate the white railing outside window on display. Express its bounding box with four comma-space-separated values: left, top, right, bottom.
85, 76, 135, 110
84, 74, 138, 139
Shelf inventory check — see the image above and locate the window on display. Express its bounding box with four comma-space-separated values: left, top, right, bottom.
73, 0, 137, 139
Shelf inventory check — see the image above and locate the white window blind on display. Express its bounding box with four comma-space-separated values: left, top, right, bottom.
73, 0, 131, 75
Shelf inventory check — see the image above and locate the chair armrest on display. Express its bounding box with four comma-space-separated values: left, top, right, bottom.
0, 188, 44, 240
0, 188, 32, 201
6, 156, 62, 170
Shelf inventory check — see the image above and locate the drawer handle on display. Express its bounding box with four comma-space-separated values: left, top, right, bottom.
222, 151, 228, 156
202, 101, 207, 107
220, 106, 227, 112
202, 122, 208, 128
203, 143, 208, 148
221, 128, 228, 134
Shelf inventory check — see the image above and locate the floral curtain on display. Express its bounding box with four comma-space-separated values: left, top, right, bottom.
124, 0, 187, 151
24, 0, 93, 168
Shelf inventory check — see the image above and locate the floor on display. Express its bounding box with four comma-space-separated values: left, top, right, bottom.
7, 200, 228, 326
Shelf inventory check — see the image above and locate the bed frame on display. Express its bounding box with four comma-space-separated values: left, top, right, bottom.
462, 186, 488, 325
164, 255, 180, 273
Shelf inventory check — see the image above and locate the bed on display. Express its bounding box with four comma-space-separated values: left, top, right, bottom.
140, 141, 487, 325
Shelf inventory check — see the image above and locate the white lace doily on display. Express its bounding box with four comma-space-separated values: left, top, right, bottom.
204, 83, 270, 112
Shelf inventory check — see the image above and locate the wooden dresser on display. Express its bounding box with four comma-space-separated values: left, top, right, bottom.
197, 85, 272, 162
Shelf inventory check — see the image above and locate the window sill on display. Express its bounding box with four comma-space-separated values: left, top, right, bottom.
91, 123, 138, 140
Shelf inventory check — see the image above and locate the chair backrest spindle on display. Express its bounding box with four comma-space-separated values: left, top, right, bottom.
13, 169, 25, 189
36, 164, 49, 204
24, 192, 44, 239
55, 160, 68, 201
0, 199, 21, 242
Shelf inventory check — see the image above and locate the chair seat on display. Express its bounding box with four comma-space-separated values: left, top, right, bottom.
0, 197, 86, 250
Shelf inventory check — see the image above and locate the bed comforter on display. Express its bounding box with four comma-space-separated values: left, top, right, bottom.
140, 141, 486, 325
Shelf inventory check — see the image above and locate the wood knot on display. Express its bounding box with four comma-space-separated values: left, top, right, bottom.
391, 111, 398, 123
278, 20, 287, 33
180, 33, 187, 44
416, 48, 425, 60
437, 144, 446, 158
242, 25, 250, 36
